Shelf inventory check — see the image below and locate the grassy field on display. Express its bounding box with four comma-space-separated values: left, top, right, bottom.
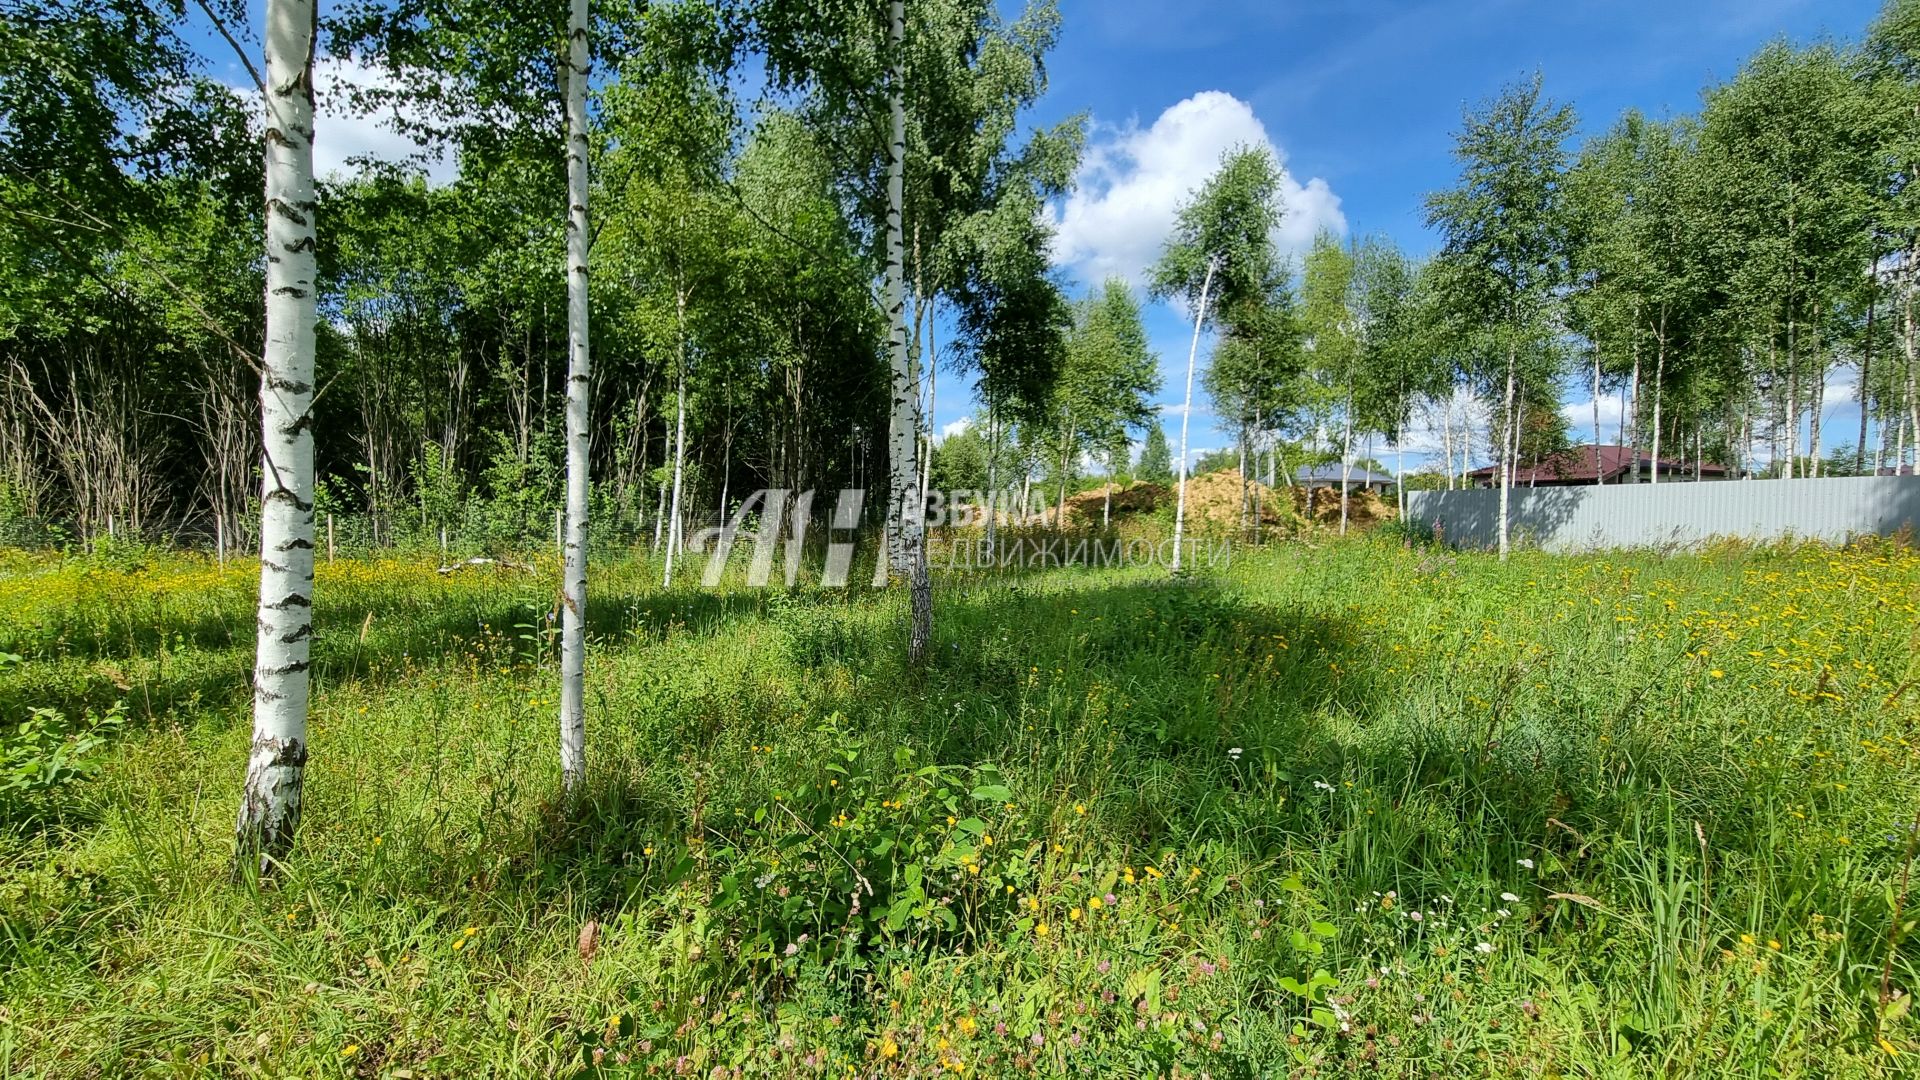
2, 535, 1919, 1077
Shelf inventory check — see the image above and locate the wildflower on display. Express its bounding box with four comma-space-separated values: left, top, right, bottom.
1500, 892, 1520, 903
1313, 780, 1335, 792
1096, 959, 1111, 974
958, 1016, 977, 1036
1408, 911, 1423, 922
1475, 942, 1493, 955
1767, 939, 1781, 951
1517, 858, 1535, 870
341, 1045, 359, 1058
1029, 1033, 1044, 1047
1035, 922, 1050, 937
1087, 896, 1103, 910
880, 1038, 899, 1059
1074, 803, 1087, 815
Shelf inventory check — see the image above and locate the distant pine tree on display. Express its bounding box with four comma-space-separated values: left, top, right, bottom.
1139, 424, 1174, 483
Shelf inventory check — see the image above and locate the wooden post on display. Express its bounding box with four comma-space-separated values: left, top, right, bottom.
216, 517, 226, 569
440, 526, 448, 562
327, 513, 336, 563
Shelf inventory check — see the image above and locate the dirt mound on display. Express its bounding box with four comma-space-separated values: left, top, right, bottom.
1175, 469, 1298, 531
1055, 480, 1169, 525
1292, 484, 1396, 528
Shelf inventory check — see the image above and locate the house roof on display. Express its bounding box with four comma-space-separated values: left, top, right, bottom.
1292, 463, 1397, 485
1466, 444, 1730, 484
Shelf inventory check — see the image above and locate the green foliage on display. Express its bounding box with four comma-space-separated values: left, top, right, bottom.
1137, 424, 1174, 484
0, 692, 124, 827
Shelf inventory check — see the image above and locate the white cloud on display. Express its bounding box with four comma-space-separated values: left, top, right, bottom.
939, 416, 974, 443
1048, 91, 1346, 289
311, 58, 454, 183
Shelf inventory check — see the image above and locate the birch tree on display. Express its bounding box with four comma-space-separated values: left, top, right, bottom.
236, 0, 319, 874
1425, 75, 1573, 558
1150, 146, 1285, 571
557, 0, 590, 789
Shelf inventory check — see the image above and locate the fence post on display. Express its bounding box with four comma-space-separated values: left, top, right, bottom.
216, 517, 225, 568
440, 526, 448, 562
327, 514, 336, 563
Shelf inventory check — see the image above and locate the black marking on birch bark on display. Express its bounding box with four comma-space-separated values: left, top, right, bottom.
250, 735, 309, 769
266, 127, 293, 148
280, 624, 313, 644
262, 592, 312, 610
272, 286, 309, 298
284, 236, 315, 254
276, 536, 315, 551
267, 376, 313, 394
267, 198, 307, 225
261, 558, 290, 573
288, 412, 314, 436
255, 686, 285, 703
260, 660, 311, 677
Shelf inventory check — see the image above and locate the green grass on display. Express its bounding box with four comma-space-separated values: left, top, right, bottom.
2, 536, 1919, 1076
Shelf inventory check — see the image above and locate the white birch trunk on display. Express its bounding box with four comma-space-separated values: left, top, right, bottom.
1592, 354, 1603, 486
237, 0, 318, 875
557, 0, 590, 791
1338, 395, 1352, 536
1497, 352, 1515, 559
883, 0, 914, 581
663, 349, 687, 587
1170, 257, 1217, 572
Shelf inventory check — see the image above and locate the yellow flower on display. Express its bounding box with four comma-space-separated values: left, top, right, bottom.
341, 1045, 359, 1058
1069, 907, 1082, 921
880, 1038, 899, 1059
1035, 922, 1050, 937
1740, 933, 1755, 945
1767, 939, 1781, 951
1088, 896, 1103, 910
957, 1016, 978, 1036
1074, 803, 1087, 815
1711, 670, 1725, 678
452, 938, 466, 951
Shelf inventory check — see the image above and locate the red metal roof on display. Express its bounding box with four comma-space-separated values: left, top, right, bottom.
1466, 445, 1730, 484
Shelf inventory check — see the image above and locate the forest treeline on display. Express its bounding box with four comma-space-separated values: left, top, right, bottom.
7, 0, 1920, 555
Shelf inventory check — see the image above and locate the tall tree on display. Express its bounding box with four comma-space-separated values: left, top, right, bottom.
236, 0, 319, 875
1425, 74, 1574, 558
1151, 145, 1285, 570
1049, 278, 1159, 525
1137, 423, 1173, 484
557, 0, 590, 789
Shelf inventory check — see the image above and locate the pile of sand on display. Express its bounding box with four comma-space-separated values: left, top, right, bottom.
1177, 469, 1296, 530
1292, 484, 1396, 528
1023, 470, 1397, 532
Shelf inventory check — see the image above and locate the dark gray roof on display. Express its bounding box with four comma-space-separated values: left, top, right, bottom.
1291, 464, 1396, 485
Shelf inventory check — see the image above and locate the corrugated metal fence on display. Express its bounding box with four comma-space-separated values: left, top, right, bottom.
1405, 476, 1920, 552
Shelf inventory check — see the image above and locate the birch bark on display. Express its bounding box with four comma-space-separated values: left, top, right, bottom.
237, 0, 319, 875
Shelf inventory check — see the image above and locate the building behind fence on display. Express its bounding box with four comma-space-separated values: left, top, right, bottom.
1406, 475, 1920, 552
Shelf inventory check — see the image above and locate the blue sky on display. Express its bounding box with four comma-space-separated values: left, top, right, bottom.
997, 0, 1885, 473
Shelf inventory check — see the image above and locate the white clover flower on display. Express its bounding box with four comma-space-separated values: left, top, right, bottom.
1500, 892, 1520, 903
1313, 779, 1335, 792
1475, 941, 1494, 955
1517, 858, 1536, 870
